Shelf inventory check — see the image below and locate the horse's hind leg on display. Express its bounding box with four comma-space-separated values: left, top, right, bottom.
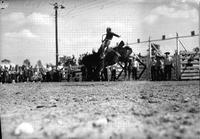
124, 62, 128, 80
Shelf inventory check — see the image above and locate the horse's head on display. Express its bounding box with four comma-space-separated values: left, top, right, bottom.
113, 40, 125, 51
114, 45, 132, 61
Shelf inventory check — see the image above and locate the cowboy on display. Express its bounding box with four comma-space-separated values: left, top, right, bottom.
100, 27, 120, 58
164, 52, 173, 80
151, 56, 157, 81
0, 66, 2, 83
110, 64, 117, 81
132, 56, 139, 80
128, 56, 139, 80
128, 57, 133, 80
160, 56, 165, 80
155, 55, 163, 81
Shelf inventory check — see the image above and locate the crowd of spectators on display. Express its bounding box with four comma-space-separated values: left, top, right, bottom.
150, 52, 174, 81
0, 55, 81, 84
0, 64, 65, 84
0, 52, 176, 84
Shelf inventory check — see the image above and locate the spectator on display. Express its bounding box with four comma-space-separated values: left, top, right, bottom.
164, 52, 173, 80
128, 57, 133, 80
128, 56, 139, 80
151, 56, 157, 81
155, 55, 165, 81
132, 57, 139, 80
110, 64, 117, 81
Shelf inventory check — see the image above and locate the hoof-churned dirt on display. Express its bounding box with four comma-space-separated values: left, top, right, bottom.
0, 81, 200, 139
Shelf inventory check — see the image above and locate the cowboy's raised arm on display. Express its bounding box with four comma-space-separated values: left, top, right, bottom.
111, 32, 120, 38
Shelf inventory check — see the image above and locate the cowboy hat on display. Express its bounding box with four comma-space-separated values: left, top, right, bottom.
164, 52, 170, 55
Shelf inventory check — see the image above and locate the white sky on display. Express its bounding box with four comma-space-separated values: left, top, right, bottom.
0, 0, 199, 65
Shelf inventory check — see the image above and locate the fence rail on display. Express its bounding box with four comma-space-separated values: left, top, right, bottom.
179, 52, 200, 80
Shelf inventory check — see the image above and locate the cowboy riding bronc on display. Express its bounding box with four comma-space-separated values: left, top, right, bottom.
100, 27, 120, 58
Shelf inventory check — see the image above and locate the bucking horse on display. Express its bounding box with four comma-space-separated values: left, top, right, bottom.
81, 40, 146, 81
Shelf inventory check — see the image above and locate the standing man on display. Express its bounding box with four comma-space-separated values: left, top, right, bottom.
110, 64, 117, 81
128, 57, 133, 80
151, 56, 157, 81
0, 66, 2, 83
164, 52, 173, 80
160, 56, 165, 81
132, 56, 139, 80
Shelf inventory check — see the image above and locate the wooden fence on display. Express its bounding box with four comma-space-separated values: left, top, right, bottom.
61, 52, 200, 81
113, 57, 148, 80
178, 52, 200, 80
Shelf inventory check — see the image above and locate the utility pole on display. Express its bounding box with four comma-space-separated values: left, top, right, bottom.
52, 2, 65, 69
55, 3, 58, 69
0, 0, 8, 63
1, 2, 9, 138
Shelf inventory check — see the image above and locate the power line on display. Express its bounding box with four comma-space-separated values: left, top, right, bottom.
62, 0, 103, 17
63, 0, 118, 18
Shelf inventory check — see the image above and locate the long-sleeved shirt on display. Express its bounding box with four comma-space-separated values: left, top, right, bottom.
133, 60, 139, 69
104, 32, 120, 40
164, 57, 173, 66
151, 59, 157, 66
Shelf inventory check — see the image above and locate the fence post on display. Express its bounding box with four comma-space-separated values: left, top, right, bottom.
176, 33, 180, 80
148, 36, 151, 80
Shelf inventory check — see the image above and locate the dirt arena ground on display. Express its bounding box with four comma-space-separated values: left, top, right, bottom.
0, 81, 200, 139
